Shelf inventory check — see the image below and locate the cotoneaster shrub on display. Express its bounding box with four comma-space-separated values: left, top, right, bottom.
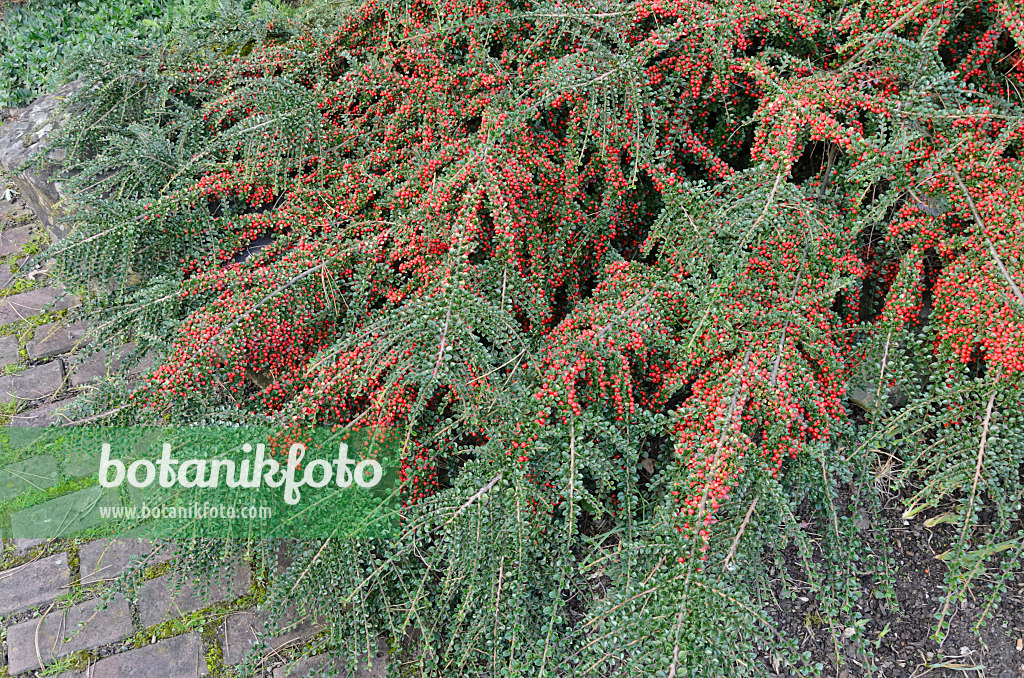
43, 0, 1024, 674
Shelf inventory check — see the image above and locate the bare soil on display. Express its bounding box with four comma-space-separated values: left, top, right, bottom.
765, 495, 1024, 678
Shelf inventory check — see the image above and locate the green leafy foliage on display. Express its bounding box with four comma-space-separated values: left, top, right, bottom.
0, 0, 266, 108
33, 0, 1024, 674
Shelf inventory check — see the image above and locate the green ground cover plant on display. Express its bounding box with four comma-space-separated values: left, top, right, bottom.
19, 0, 1024, 674
0, 0, 268, 108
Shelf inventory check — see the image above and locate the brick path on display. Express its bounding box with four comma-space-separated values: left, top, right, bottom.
6, 594, 132, 673
0, 540, 349, 676
0, 205, 386, 675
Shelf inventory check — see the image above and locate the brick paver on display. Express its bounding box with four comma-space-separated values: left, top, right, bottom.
6, 594, 132, 674
138, 565, 251, 628
0, 454, 58, 502
10, 485, 121, 540
27, 320, 89, 359
0, 359, 63, 402
0, 287, 77, 326
0, 225, 31, 256
0, 333, 18, 367
0, 552, 69, 616
7, 397, 73, 427
273, 646, 387, 678
80, 538, 177, 586
222, 607, 325, 666
90, 632, 207, 677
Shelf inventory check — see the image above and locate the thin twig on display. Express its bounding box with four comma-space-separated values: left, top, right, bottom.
935, 389, 998, 637
567, 419, 576, 541
840, 0, 933, 71
816, 143, 840, 203
722, 496, 759, 572
769, 271, 802, 387
594, 290, 654, 340
449, 473, 503, 523
669, 349, 752, 678
34, 600, 57, 671
874, 328, 894, 408
288, 538, 332, 595
948, 165, 1024, 307
65, 404, 129, 426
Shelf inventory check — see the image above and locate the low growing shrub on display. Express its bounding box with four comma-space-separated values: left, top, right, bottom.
42, 0, 1024, 674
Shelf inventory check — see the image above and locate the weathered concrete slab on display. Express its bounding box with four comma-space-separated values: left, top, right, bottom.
274, 655, 342, 678
0, 359, 63, 403
0, 333, 19, 367
0, 552, 70, 616
0, 225, 31, 256
139, 565, 251, 628
64, 426, 161, 477
6, 398, 76, 450
90, 632, 208, 677
0, 454, 58, 502
6, 594, 132, 674
222, 607, 325, 666
13, 536, 47, 551
10, 485, 121, 540
273, 644, 388, 678
80, 538, 177, 586
27, 320, 89, 358
0, 287, 77, 326
7, 397, 72, 427
69, 349, 116, 387
69, 343, 148, 387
